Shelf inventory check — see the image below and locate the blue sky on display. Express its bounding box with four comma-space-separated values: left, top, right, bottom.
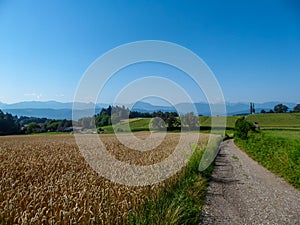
0, 0, 299, 104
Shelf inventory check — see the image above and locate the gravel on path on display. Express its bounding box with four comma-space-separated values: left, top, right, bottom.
200, 139, 300, 225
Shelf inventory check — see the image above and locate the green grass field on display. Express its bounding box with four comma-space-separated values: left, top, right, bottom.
102, 118, 151, 133
100, 113, 300, 134
199, 116, 238, 129
102, 116, 236, 134
129, 118, 152, 132
200, 113, 300, 130
263, 129, 300, 140
233, 113, 300, 189
246, 113, 300, 129
235, 131, 300, 189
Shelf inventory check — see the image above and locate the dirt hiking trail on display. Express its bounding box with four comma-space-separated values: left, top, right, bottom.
200, 139, 300, 225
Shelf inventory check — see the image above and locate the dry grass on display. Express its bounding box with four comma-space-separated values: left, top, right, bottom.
0, 133, 209, 224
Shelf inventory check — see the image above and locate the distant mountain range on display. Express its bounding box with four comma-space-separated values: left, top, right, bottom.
0, 101, 107, 120
0, 100, 297, 120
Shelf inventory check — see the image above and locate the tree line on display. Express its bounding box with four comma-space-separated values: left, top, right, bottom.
0, 110, 20, 135
2, 102, 300, 135
77, 105, 199, 131
260, 103, 300, 114
0, 109, 73, 135
76, 105, 152, 129
0, 106, 199, 135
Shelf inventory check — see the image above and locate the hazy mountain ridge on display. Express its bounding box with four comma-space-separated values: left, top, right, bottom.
0, 101, 107, 110
0, 100, 297, 120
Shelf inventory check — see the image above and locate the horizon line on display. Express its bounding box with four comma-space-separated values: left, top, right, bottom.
0, 99, 299, 106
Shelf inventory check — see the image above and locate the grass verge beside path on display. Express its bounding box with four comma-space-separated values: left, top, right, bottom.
235, 132, 300, 189
129, 136, 222, 225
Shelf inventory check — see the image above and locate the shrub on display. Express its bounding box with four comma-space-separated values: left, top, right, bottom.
234, 117, 254, 139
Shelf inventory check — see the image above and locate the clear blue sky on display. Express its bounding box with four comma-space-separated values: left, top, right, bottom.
0, 0, 299, 104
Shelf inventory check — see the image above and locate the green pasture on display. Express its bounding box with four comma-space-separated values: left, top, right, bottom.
100, 113, 300, 134
246, 113, 300, 129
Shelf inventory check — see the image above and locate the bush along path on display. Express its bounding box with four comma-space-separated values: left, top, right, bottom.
199, 139, 300, 225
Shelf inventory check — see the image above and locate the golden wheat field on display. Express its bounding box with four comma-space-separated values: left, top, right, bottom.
0, 133, 209, 224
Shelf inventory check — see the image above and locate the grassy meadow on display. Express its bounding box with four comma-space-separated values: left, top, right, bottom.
235, 131, 300, 189
199, 115, 238, 129
246, 113, 300, 129
234, 113, 300, 190
263, 129, 300, 140
200, 113, 300, 130
102, 118, 151, 133
101, 116, 237, 134
97, 113, 300, 142
100, 113, 300, 136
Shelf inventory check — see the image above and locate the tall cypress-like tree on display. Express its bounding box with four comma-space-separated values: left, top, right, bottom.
250, 102, 255, 114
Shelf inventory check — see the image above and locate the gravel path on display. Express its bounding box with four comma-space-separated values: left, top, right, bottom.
200, 139, 300, 225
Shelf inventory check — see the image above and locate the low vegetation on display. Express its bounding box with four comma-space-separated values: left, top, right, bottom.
235, 131, 300, 189
233, 111, 300, 189
129, 136, 223, 225
101, 118, 152, 133
100, 112, 300, 135
199, 116, 238, 129
234, 117, 255, 139
129, 146, 213, 225
263, 129, 300, 140
246, 113, 300, 129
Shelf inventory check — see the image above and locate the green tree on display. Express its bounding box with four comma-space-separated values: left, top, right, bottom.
234, 117, 254, 139
166, 114, 180, 129
95, 108, 111, 127
250, 102, 255, 114
274, 104, 288, 113
46, 121, 60, 132
0, 110, 20, 135
152, 111, 166, 120
151, 111, 180, 130
180, 112, 199, 130
79, 117, 94, 129
293, 104, 300, 113
25, 122, 40, 134
111, 113, 121, 124
151, 117, 166, 130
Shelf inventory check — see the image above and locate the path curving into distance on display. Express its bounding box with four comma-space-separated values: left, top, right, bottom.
200, 139, 300, 225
